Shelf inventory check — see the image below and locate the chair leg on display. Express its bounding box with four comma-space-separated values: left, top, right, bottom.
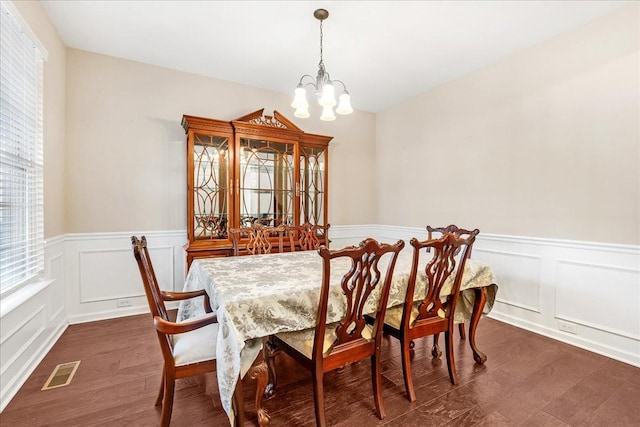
370, 352, 386, 419
155, 370, 165, 407
400, 338, 416, 402
312, 370, 326, 427
444, 330, 458, 386
432, 333, 442, 358
160, 372, 175, 427
458, 322, 466, 340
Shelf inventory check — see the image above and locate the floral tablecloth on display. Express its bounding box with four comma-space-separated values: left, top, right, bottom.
178, 249, 498, 425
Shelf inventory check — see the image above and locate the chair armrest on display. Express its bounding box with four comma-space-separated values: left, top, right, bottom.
161, 289, 213, 313
154, 313, 218, 335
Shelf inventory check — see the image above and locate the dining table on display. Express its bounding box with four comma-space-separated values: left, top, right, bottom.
177, 247, 498, 426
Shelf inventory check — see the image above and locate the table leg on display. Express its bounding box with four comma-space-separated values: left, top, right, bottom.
248, 361, 271, 426
469, 286, 488, 365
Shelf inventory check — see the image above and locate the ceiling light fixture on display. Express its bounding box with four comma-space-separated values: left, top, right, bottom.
291, 9, 353, 121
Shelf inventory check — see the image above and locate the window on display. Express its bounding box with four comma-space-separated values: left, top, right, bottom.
0, 1, 47, 294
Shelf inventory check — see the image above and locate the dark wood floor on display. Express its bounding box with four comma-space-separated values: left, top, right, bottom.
3, 314, 639, 426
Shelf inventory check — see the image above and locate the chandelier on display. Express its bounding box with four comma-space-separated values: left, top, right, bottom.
291, 9, 353, 121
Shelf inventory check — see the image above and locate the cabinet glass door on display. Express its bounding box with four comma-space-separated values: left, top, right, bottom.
193, 133, 230, 239
300, 146, 326, 225
239, 138, 295, 227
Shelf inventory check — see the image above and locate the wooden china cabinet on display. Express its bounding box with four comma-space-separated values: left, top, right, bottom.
181, 109, 332, 267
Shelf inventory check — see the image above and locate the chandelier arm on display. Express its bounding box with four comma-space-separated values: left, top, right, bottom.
298, 74, 319, 90
331, 79, 348, 93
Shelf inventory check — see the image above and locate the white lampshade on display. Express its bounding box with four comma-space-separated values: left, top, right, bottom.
294, 106, 310, 118
291, 86, 309, 109
336, 93, 353, 115
318, 83, 336, 107
320, 105, 336, 121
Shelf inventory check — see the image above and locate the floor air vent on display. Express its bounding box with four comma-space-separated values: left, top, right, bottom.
41, 361, 81, 391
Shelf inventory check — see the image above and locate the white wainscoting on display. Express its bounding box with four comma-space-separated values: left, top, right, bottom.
2, 226, 638, 412
64, 231, 187, 324
0, 236, 66, 412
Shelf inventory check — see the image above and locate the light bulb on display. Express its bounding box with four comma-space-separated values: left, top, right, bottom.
318, 83, 336, 107
291, 86, 309, 109
320, 105, 336, 121
294, 107, 310, 118
336, 92, 353, 115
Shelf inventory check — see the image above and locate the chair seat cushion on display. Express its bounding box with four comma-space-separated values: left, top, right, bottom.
383, 302, 446, 329
172, 317, 218, 366
275, 322, 373, 359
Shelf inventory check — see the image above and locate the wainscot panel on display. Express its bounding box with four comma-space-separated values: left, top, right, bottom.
0, 236, 66, 412
65, 231, 186, 324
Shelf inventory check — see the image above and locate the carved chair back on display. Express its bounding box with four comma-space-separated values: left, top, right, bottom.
289, 222, 330, 251
426, 224, 479, 257
131, 236, 170, 322
229, 223, 286, 256
314, 238, 405, 362
404, 233, 475, 331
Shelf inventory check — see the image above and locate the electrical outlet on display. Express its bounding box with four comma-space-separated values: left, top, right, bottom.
117, 298, 133, 308
558, 320, 578, 334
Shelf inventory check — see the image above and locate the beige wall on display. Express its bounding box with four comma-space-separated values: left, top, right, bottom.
13, 1, 639, 244
376, 4, 639, 245
64, 49, 376, 233
13, 1, 67, 239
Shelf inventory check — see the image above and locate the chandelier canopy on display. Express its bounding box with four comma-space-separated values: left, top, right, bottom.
291, 9, 353, 121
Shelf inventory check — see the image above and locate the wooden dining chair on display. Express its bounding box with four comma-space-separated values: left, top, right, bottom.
131, 236, 245, 427
229, 223, 286, 256
288, 222, 330, 251
267, 238, 405, 427
373, 232, 476, 402
426, 225, 479, 344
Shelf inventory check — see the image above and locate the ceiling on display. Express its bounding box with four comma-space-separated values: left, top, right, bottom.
41, 0, 630, 113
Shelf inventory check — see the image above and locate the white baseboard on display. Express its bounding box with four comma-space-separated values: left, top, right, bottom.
487, 311, 639, 367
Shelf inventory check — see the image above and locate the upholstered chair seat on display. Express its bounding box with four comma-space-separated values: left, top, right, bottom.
172, 318, 219, 366
383, 302, 448, 330
274, 322, 374, 359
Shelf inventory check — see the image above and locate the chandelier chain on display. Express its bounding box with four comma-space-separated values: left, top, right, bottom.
319, 19, 324, 67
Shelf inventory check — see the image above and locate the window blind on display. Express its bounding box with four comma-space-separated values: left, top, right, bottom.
0, 2, 45, 293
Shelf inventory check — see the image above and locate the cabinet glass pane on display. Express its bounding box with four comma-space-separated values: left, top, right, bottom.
300, 146, 325, 224
193, 134, 229, 239
239, 138, 294, 227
